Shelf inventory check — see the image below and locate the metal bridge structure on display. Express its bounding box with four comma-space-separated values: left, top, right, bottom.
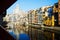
0, 0, 17, 40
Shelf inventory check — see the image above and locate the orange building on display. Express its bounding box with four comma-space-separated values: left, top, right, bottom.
28, 10, 38, 24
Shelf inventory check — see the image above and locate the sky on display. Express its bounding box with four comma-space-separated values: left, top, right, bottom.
7, 0, 58, 14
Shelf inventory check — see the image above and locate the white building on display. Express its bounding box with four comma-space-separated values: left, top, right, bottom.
36, 6, 51, 25
4, 4, 28, 28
